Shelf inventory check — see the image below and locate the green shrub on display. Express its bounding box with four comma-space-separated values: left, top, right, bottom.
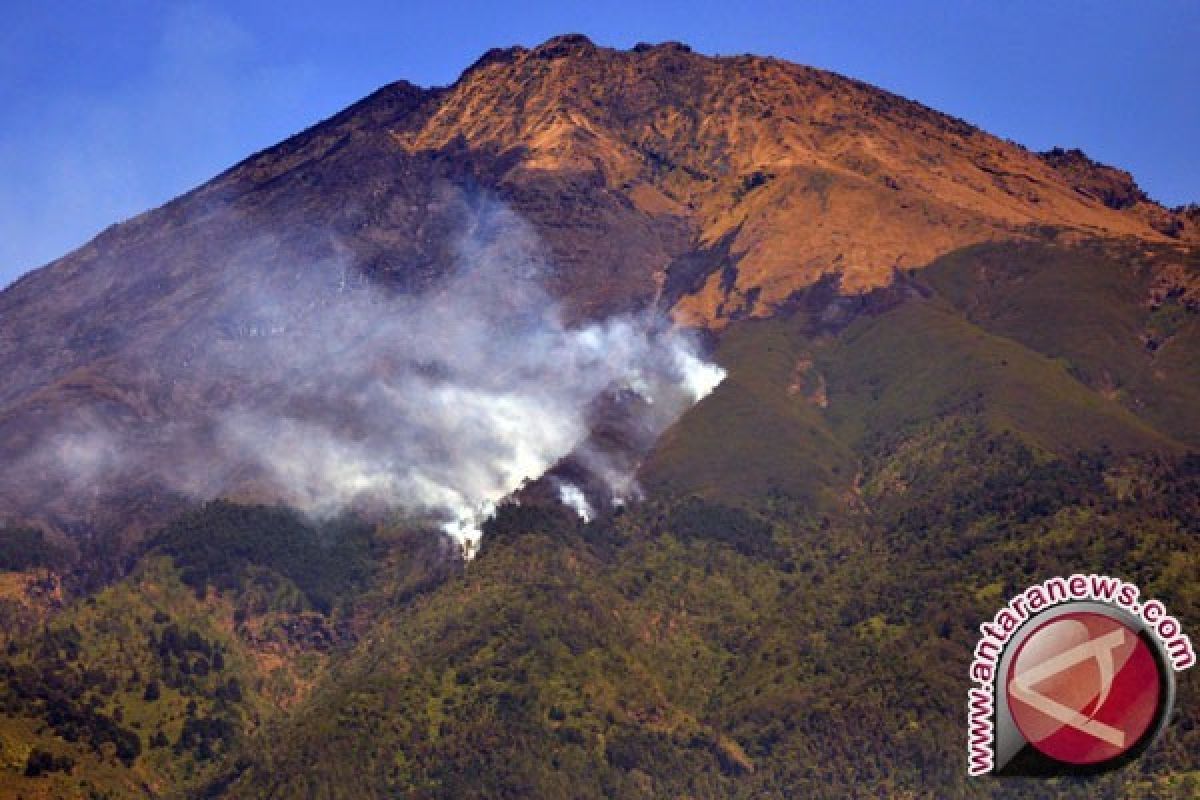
0, 526, 68, 571
150, 501, 375, 613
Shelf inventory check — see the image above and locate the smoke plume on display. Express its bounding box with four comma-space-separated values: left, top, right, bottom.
34, 190, 724, 556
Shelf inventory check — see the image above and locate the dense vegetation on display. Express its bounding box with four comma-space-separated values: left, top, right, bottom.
150, 501, 377, 613
209, 425, 1197, 799
0, 526, 68, 572
0, 239, 1196, 797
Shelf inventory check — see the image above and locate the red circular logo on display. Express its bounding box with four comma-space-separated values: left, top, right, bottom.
1005, 611, 1162, 765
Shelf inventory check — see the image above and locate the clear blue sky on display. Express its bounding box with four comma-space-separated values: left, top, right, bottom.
2, 1, 1197, 287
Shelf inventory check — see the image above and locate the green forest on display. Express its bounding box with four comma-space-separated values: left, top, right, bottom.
0, 239, 1197, 798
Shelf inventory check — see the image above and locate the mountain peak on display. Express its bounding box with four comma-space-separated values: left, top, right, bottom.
1039, 146, 1148, 209
531, 33, 598, 57
631, 40, 694, 54
400, 39, 1196, 324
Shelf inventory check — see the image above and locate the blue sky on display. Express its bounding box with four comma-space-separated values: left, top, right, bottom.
2, 1, 1197, 287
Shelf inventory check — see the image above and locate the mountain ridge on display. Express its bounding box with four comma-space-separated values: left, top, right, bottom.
0, 35, 1196, 543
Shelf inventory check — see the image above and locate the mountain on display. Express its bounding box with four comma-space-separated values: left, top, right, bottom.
0, 35, 1197, 798
1, 34, 1197, 540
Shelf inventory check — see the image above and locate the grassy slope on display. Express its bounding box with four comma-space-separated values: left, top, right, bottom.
641, 318, 855, 507
815, 297, 1180, 457
645, 266, 1181, 509
921, 240, 1200, 447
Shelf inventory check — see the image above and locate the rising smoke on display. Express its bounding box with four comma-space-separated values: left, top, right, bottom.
36, 190, 724, 556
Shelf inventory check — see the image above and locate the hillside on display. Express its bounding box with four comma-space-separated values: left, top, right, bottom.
1, 34, 1197, 542
0, 35, 1197, 798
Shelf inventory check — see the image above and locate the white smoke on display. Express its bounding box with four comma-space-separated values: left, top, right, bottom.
557, 483, 593, 523
670, 348, 726, 402
47, 425, 122, 489
31, 191, 725, 557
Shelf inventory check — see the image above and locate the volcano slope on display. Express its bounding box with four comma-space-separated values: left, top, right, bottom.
0, 36, 1197, 799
